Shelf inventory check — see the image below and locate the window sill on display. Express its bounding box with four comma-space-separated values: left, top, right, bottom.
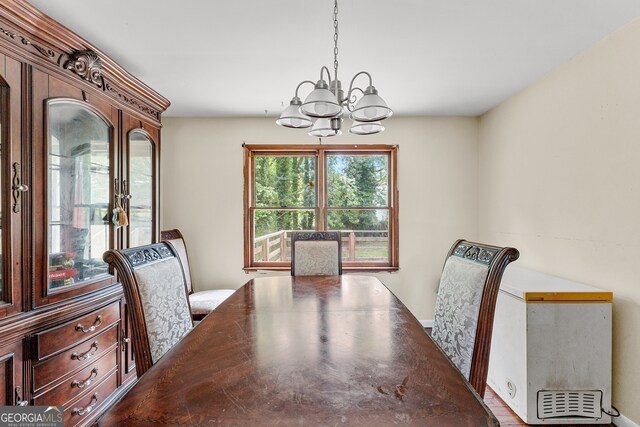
243, 266, 399, 273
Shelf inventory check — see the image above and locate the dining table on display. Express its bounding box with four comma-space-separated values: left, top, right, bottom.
98, 275, 498, 426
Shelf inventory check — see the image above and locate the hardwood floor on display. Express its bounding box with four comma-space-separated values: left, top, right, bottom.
485, 387, 615, 427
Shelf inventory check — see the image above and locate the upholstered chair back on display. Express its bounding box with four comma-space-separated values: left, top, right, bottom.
291, 231, 342, 276
103, 242, 193, 376
160, 229, 193, 293
431, 239, 519, 397
160, 229, 235, 320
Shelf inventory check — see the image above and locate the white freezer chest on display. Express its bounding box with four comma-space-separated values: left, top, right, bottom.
487, 266, 612, 424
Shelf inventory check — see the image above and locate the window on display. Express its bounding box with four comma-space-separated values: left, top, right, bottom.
243, 144, 398, 271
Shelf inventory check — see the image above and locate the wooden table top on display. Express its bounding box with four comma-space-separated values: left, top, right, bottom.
99, 275, 498, 427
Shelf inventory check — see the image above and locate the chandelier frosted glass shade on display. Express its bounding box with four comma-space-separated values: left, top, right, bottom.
350, 86, 393, 122
301, 81, 342, 118
276, 97, 313, 128
277, 0, 391, 137
308, 118, 342, 137
349, 121, 384, 135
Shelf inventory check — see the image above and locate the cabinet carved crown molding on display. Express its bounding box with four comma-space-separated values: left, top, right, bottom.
0, 23, 56, 59
0, 0, 169, 124
64, 50, 103, 87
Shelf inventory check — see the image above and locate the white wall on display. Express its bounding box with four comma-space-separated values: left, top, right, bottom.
478, 18, 640, 423
161, 116, 479, 320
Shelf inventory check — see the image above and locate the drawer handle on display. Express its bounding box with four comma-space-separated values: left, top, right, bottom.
71, 367, 99, 389
72, 393, 99, 416
76, 315, 103, 333
71, 342, 99, 361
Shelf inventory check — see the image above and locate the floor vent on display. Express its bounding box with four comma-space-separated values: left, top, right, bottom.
537, 390, 602, 420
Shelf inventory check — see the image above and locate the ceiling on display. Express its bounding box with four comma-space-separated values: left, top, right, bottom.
27, 0, 640, 117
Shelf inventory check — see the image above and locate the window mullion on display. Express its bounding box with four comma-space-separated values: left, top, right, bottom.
317, 148, 326, 231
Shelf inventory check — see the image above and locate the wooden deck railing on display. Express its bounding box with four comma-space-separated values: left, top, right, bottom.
254, 230, 388, 262
254, 230, 290, 262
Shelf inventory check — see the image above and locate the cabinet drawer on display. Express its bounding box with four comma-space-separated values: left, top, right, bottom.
65, 370, 117, 427
35, 302, 120, 360
33, 326, 118, 392
33, 348, 118, 407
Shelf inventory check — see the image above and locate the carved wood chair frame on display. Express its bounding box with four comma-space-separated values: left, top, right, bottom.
160, 229, 182, 241
436, 239, 519, 397
103, 242, 193, 376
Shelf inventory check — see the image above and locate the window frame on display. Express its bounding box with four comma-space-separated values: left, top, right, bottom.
243, 144, 399, 272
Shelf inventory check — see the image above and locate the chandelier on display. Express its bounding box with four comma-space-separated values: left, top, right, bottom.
276, 0, 392, 137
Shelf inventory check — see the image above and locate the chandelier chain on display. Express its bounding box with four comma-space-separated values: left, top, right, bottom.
276, 0, 391, 136
333, 0, 339, 80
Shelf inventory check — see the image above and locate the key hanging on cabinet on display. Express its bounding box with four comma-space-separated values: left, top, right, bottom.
112, 178, 129, 228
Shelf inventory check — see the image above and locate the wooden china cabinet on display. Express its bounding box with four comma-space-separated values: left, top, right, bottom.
0, 1, 168, 425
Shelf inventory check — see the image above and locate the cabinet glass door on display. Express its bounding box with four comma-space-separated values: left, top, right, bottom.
47, 101, 111, 291
0, 61, 24, 317
0, 81, 5, 303
127, 131, 153, 247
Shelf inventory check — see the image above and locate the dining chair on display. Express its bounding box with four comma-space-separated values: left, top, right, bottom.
103, 242, 193, 377
431, 239, 519, 397
290, 231, 342, 276
160, 229, 234, 320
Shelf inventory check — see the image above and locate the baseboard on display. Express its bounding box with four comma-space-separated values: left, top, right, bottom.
614, 413, 640, 427
419, 319, 433, 328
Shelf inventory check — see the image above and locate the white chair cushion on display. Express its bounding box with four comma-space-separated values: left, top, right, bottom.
294, 240, 340, 276
431, 256, 489, 379
134, 257, 193, 364
189, 289, 235, 315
